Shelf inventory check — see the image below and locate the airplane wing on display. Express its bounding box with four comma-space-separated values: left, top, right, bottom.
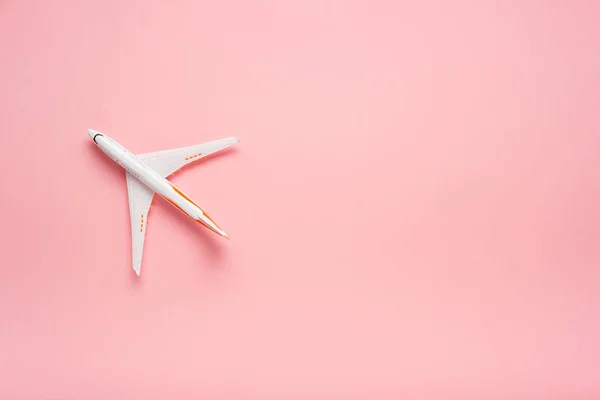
126, 171, 155, 275
137, 137, 240, 178
124, 137, 239, 275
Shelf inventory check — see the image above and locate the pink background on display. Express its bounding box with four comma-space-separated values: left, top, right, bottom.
1, 0, 599, 398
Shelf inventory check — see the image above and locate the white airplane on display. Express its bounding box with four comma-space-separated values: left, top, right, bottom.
88, 129, 239, 275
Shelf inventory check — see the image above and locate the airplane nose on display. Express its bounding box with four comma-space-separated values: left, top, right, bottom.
88, 129, 103, 143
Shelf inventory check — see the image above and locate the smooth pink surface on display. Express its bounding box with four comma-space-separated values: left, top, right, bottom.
1, 0, 600, 398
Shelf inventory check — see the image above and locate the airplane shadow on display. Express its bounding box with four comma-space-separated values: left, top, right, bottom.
85, 140, 126, 182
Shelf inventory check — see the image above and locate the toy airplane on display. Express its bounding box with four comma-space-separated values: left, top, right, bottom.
88, 129, 239, 275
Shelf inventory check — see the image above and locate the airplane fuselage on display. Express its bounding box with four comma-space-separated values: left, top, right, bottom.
90, 131, 227, 237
